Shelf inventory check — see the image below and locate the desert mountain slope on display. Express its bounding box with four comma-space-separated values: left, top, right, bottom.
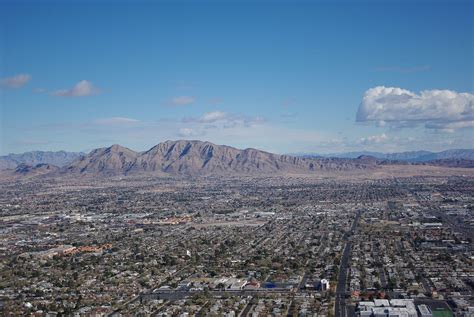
65, 140, 375, 176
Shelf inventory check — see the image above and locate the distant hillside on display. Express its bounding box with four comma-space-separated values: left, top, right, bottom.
0, 151, 84, 170
295, 149, 474, 162
423, 159, 474, 168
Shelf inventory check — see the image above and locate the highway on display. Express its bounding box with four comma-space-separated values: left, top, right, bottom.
335, 210, 362, 317
335, 242, 351, 317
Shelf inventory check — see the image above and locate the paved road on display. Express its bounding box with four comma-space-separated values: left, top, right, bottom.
298, 272, 309, 290
431, 210, 474, 241
373, 243, 387, 289
335, 242, 351, 317
335, 210, 363, 317
421, 277, 434, 293
240, 300, 254, 317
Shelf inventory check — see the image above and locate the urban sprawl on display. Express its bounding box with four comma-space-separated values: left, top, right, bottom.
0, 175, 473, 317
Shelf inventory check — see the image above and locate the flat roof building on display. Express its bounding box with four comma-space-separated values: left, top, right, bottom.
417, 304, 432, 317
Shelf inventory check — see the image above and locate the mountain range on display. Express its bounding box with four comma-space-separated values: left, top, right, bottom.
0, 151, 84, 170
63, 140, 376, 176
0, 140, 380, 178
1, 140, 472, 178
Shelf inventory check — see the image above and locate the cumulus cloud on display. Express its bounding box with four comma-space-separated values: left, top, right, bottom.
52, 80, 100, 97
357, 86, 474, 131
0, 74, 32, 88
358, 133, 389, 145
94, 117, 140, 126
171, 96, 195, 106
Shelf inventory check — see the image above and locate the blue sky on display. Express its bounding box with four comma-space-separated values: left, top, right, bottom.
0, 0, 472, 155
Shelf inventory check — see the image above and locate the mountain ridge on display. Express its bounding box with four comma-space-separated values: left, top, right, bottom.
2, 141, 473, 178
63, 140, 376, 176
48, 140, 397, 177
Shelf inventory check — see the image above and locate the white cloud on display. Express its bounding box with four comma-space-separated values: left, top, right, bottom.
52, 80, 100, 97
94, 117, 140, 126
178, 128, 202, 138
199, 111, 228, 123
0, 74, 32, 88
184, 111, 264, 129
171, 96, 195, 106
425, 120, 474, 133
357, 86, 474, 131
358, 133, 389, 145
